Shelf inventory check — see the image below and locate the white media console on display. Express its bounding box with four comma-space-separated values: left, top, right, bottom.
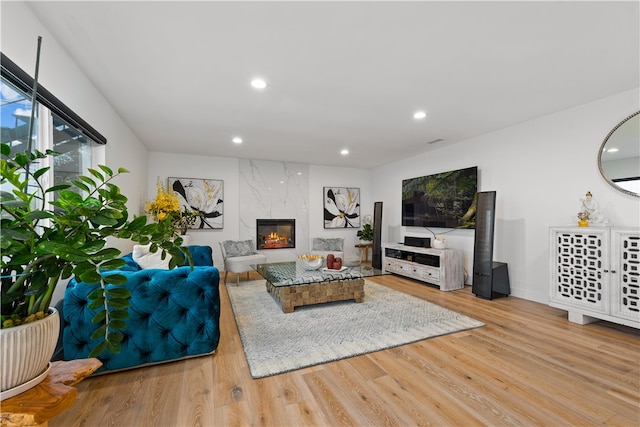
382, 243, 465, 291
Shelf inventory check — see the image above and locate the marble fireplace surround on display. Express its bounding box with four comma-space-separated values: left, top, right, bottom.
240, 160, 310, 262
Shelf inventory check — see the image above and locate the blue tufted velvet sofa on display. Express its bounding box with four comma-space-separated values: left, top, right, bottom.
63, 245, 220, 374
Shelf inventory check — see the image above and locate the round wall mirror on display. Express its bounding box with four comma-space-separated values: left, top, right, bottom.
598, 111, 640, 198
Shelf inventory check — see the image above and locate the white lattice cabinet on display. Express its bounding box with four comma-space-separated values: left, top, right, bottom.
549, 227, 639, 328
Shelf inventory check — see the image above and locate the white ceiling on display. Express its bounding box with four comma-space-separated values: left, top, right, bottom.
26, 1, 639, 169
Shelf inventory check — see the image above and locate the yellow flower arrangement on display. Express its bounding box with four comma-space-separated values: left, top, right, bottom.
146, 179, 199, 236
146, 179, 181, 222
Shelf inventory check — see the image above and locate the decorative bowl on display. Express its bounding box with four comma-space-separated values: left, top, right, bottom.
297, 255, 324, 270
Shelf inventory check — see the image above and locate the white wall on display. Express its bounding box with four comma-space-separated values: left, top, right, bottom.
147, 154, 370, 267
1, 3, 149, 234
371, 89, 640, 304
1, 2, 153, 306
309, 165, 371, 263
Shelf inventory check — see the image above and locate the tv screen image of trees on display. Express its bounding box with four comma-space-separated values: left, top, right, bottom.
402, 166, 478, 229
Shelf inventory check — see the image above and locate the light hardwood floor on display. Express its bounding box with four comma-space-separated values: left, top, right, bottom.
51, 271, 640, 427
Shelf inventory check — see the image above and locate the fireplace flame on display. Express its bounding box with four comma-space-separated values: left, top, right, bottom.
263, 231, 288, 249
257, 219, 295, 250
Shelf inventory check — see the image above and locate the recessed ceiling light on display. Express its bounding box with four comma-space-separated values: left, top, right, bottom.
232, 137, 243, 144
413, 110, 428, 120
340, 149, 349, 156
250, 78, 267, 89
607, 147, 619, 153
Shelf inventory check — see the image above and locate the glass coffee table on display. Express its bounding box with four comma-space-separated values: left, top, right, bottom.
252, 261, 388, 313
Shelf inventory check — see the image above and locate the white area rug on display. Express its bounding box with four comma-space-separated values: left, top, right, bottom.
226, 280, 484, 378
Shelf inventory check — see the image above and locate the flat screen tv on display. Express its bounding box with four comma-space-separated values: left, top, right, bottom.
402, 166, 478, 229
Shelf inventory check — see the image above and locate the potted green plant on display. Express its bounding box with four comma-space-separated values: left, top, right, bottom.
0, 142, 189, 395
356, 215, 374, 242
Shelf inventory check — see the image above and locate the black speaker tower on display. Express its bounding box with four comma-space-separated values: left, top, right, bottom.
372, 202, 383, 269
472, 191, 510, 299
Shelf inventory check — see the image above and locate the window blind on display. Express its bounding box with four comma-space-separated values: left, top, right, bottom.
1, 52, 107, 145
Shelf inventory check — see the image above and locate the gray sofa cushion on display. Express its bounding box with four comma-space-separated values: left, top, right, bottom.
312, 238, 343, 251
222, 240, 257, 258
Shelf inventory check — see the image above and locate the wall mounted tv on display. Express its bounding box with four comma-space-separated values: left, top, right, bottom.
402, 166, 478, 229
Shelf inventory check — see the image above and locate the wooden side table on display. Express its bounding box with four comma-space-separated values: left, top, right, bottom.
1, 358, 102, 427
355, 243, 373, 264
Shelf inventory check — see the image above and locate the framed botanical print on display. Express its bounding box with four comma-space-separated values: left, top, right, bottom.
323, 186, 360, 228
168, 177, 224, 229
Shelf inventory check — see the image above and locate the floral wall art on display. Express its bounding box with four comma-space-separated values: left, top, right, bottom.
323, 186, 360, 229
168, 177, 224, 229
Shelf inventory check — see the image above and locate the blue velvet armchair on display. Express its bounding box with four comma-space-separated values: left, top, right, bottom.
63, 245, 220, 373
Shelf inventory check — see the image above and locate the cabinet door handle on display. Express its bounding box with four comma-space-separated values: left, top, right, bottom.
604, 269, 609, 273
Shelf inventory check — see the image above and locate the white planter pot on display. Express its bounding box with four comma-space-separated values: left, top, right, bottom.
1, 308, 59, 400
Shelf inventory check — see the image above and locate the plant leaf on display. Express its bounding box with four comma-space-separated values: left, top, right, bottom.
61, 263, 74, 280
37, 242, 90, 262
78, 240, 107, 254
108, 319, 126, 329
128, 215, 148, 230
77, 175, 97, 187
107, 298, 130, 309
91, 247, 121, 261
90, 324, 107, 340
24, 210, 54, 221
90, 213, 119, 226
58, 189, 84, 203
87, 168, 104, 181
88, 341, 107, 358
91, 310, 107, 324
71, 180, 90, 193
87, 297, 105, 310
44, 184, 71, 193
106, 340, 121, 354
32, 166, 51, 180
100, 259, 126, 270
103, 274, 127, 285
106, 288, 130, 299
98, 165, 113, 176
108, 311, 129, 321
